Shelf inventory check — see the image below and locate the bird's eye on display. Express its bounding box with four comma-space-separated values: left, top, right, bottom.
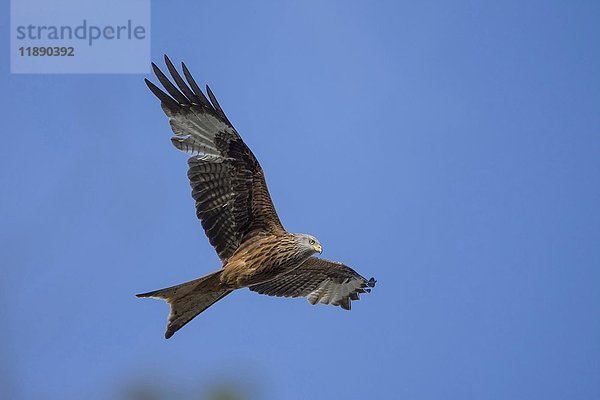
309, 239, 315, 245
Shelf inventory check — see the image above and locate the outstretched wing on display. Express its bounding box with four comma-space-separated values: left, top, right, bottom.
146, 55, 284, 263
249, 257, 376, 310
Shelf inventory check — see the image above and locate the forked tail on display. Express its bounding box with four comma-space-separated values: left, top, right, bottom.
136, 270, 232, 339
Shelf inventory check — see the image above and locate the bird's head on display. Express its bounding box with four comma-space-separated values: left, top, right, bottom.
295, 234, 323, 255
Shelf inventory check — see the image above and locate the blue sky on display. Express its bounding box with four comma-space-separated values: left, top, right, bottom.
1, 1, 599, 399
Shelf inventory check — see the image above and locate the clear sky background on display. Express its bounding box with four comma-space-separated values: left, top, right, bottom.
1, 1, 599, 399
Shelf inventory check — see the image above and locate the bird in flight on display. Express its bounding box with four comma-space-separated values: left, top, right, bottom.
138, 55, 376, 338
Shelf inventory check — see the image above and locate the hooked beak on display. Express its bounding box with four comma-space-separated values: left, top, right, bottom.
314, 244, 323, 254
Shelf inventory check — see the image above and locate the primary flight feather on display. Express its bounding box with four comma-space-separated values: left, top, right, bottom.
138, 55, 376, 338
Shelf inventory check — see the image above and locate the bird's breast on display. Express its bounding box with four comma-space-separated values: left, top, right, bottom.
221, 234, 309, 288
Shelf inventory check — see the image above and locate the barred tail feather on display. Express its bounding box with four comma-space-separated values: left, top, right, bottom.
136, 270, 232, 339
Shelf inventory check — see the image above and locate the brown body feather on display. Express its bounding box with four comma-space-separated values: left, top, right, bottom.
221, 233, 311, 287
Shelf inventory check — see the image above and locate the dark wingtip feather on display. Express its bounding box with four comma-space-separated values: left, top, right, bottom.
163, 55, 176, 76
145, 78, 179, 110
358, 277, 376, 294
163, 55, 198, 104
181, 62, 212, 109
152, 61, 189, 105
206, 84, 232, 125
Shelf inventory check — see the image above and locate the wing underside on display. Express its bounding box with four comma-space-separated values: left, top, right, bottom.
146, 55, 284, 262
249, 257, 376, 310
